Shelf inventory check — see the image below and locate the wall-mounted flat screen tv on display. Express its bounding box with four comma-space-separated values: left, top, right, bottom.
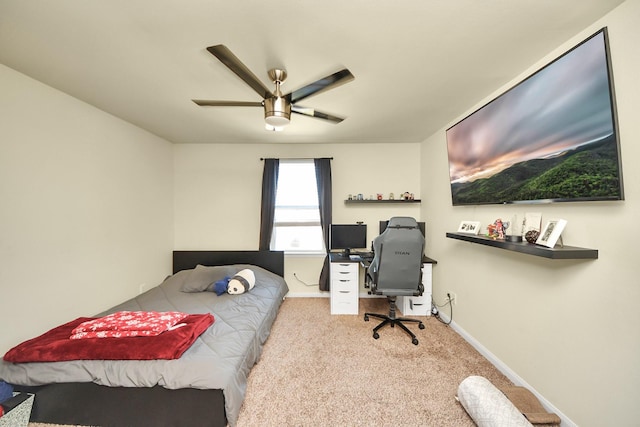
446, 28, 624, 206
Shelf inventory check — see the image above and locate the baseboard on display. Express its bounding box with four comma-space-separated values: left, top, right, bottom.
438, 313, 576, 427
284, 292, 384, 298
285, 291, 328, 298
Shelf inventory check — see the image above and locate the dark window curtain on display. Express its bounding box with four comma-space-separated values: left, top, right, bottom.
314, 158, 332, 291
259, 159, 279, 250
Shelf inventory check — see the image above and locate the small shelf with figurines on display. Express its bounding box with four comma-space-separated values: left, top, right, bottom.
345, 199, 421, 204
345, 191, 420, 204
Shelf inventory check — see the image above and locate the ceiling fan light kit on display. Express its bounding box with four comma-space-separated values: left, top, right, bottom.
193, 44, 354, 131
263, 109, 290, 127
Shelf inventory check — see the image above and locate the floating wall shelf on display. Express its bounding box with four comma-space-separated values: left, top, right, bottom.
345, 199, 421, 204
446, 232, 598, 260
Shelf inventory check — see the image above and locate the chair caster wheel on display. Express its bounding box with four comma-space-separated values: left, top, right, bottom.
364, 315, 369, 322
412, 338, 419, 345
419, 323, 425, 330
373, 332, 380, 339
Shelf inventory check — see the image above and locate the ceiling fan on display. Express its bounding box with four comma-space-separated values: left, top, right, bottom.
192, 45, 354, 130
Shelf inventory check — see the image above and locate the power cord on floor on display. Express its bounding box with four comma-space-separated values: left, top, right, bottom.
431, 294, 453, 325
293, 273, 318, 287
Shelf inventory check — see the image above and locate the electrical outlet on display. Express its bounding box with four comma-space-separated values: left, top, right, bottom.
447, 292, 457, 305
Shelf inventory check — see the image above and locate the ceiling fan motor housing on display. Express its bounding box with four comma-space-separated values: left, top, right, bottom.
264, 73, 291, 126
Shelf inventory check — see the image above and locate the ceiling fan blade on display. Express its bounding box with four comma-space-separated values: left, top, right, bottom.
206, 45, 272, 99
292, 105, 345, 123
289, 69, 354, 103
192, 100, 263, 107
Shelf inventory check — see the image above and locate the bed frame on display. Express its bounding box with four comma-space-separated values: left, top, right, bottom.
15, 250, 285, 427
173, 250, 285, 276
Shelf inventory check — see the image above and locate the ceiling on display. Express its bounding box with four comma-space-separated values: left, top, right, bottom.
0, 0, 625, 144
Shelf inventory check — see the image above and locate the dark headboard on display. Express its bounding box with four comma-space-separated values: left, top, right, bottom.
173, 251, 285, 277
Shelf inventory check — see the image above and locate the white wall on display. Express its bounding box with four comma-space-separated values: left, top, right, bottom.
421, 1, 639, 425
174, 142, 421, 294
0, 65, 174, 354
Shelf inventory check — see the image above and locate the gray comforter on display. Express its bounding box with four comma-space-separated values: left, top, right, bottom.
0, 264, 289, 426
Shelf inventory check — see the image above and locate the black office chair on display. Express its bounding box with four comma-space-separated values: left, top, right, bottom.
364, 217, 425, 345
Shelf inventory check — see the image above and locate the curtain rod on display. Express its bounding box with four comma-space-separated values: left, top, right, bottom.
260, 157, 333, 160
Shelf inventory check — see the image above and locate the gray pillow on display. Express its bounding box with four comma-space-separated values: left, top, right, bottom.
180, 264, 237, 293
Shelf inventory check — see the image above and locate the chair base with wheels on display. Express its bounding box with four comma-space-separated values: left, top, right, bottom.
364, 296, 425, 345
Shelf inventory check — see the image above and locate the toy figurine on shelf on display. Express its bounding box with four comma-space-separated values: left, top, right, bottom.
496, 219, 509, 239
487, 223, 498, 239
487, 218, 509, 239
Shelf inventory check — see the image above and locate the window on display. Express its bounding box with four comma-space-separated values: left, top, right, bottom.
271, 160, 325, 253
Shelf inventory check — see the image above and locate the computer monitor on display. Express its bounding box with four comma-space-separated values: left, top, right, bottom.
330, 224, 367, 256
379, 220, 425, 238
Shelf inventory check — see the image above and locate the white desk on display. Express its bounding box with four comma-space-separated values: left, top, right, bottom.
329, 253, 436, 316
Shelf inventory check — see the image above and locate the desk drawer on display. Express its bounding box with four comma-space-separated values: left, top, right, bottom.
334, 273, 358, 285
332, 288, 356, 302
398, 293, 431, 316
331, 290, 358, 314
331, 277, 357, 292
330, 263, 357, 279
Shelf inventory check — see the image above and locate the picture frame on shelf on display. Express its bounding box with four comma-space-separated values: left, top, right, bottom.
457, 221, 481, 235
536, 219, 568, 248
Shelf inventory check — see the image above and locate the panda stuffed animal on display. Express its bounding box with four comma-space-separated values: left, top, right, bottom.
227, 269, 256, 295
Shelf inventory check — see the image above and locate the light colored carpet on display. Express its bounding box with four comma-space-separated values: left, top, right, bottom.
236, 297, 512, 426
28, 297, 512, 426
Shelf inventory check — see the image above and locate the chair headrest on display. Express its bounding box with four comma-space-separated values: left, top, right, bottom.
387, 217, 419, 229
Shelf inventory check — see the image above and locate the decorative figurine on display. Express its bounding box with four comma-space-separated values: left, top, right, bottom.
496, 219, 507, 239
487, 218, 509, 239
487, 223, 498, 239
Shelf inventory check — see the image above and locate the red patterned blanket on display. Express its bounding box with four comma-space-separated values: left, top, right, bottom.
3, 313, 214, 362
70, 311, 190, 339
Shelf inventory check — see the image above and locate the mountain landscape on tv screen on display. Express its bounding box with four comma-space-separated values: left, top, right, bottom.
450, 135, 622, 205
